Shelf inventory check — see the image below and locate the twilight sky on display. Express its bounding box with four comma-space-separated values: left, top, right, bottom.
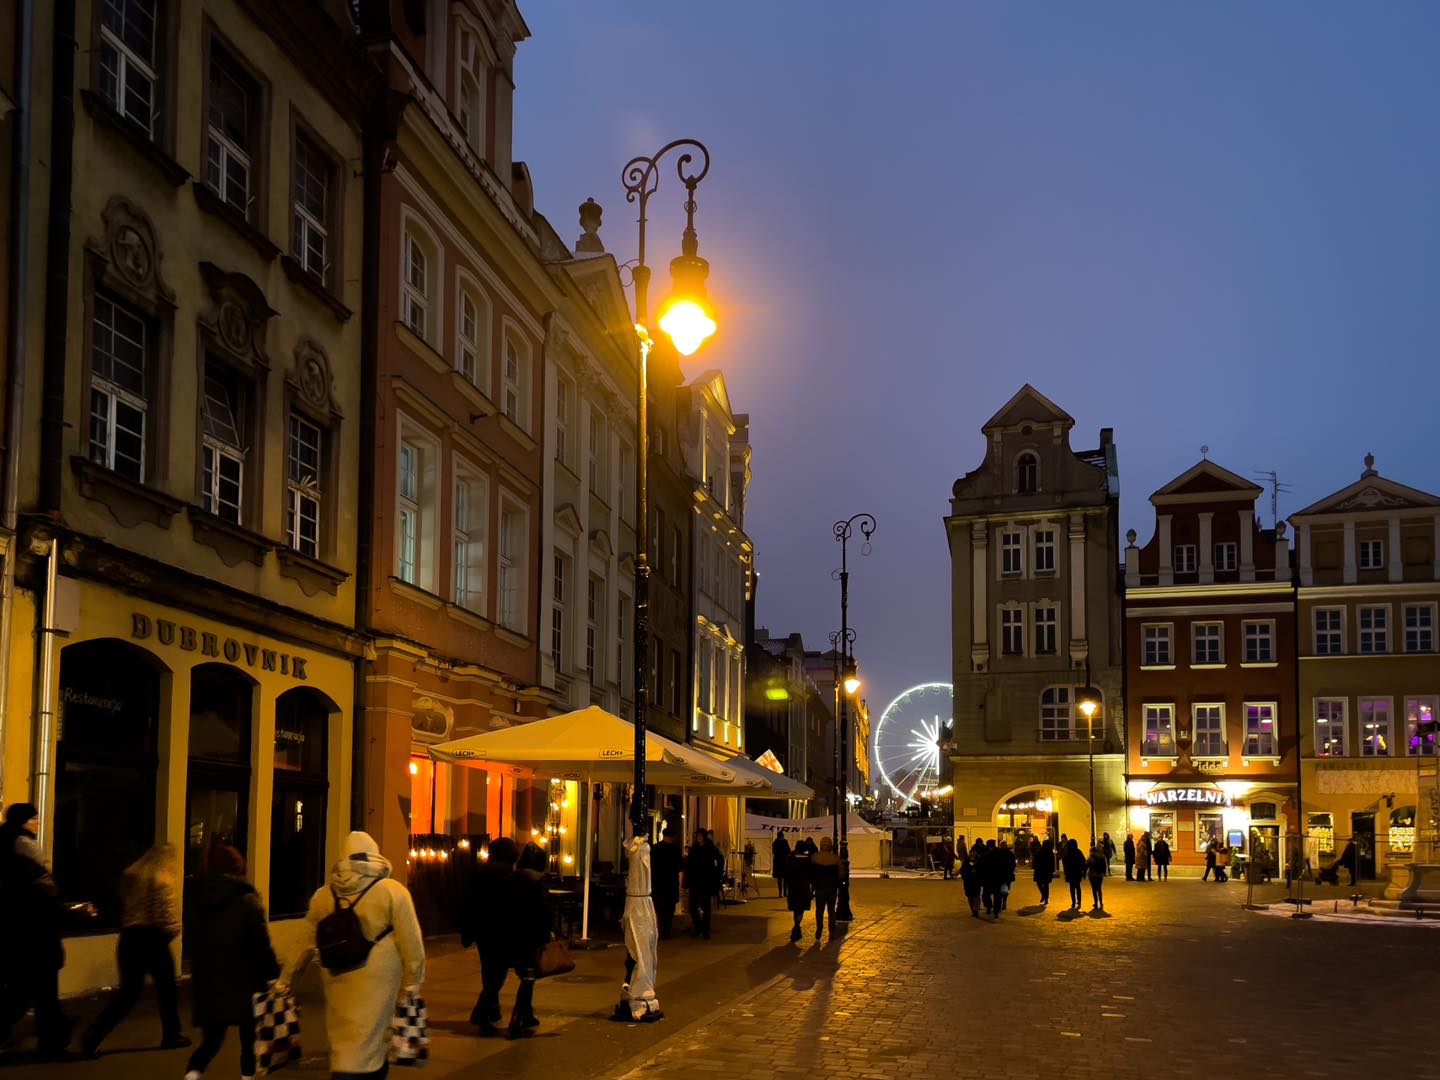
514, 3, 1440, 749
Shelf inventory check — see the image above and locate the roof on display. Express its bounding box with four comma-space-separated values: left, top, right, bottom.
1151, 459, 1263, 504
1291, 454, 1440, 518
981, 383, 1074, 433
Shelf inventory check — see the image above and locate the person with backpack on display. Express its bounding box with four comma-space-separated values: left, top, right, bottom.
459, 837, 518, 1036
183, 843, 278, 1080
277, 831, 424, 1078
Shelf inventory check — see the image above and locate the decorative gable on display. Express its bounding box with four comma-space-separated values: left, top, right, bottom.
981, 383, 1074, 433
1151, 459, 1262, 504
1291, 455, 1440, 519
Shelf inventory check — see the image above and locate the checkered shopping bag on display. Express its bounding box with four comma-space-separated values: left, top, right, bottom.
252, 986, 302, 1074
391, 992, 429, 1067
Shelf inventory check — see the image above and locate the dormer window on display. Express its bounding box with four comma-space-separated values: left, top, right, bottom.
455, 28, 488, 159
1016, 452, 1039, 494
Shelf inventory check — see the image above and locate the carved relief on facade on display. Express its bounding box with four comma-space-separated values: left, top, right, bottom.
86, 195, 176, 307
198, 262, 277, 370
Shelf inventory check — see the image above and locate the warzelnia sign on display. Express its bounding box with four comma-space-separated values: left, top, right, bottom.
1143, 786, 1233, 808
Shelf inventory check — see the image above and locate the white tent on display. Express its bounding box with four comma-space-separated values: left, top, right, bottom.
429, 705, 745, 939
745, 811, 892, 872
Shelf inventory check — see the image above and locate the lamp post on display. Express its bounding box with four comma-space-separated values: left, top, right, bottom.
828, 627, 856, 857
1076, 671, 1102, 847
620, 141, 717, 837
833, 513, 875, 922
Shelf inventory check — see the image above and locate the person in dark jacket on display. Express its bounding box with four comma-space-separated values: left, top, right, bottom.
794, 835, 818, 858
1102, 833, 1117, 875
183, 843, 278, 1080
783, 844, 813, 942
1123, 833, 1137, 881
461, 836, 518, 1035
504, 843, 551, 1039
704, 831, 727, 910
684, 831, 718, 939
1087, 846, 1108, 911
809, 837, 841, 938
1203, 839, 1217, 880
1032, 838, 1056, 906
0, 803, 72, 1061
1338, 839, 1359, 887
1154, 838, 1172, 880
1062, 839, 1087, 910
959, 844, 982, 917
979, 840, 1002, 917
997, 841, 1017, 911
771, 830, 791, 898
651, 829, 684, 940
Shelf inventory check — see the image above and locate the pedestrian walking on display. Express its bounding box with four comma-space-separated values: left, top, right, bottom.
1123, 833, 1136, 881
0, 803, 72, 1061
1102, 833, 1116, 875
459, 836, 517, 1036
704, 831, 726, 910
277, 830, 426, 1072
1203, 840, 1217, 880
651, 828, 684, 940
1136, 832, 1153, 882
80, 843, 189, 1058
1217, 842, 1233, 884
1154, 837, 1171, 881
183, 843, 278, 1080
1087, 846, 1107, 912
810, 837, 841, 938
684, 830, 718, 939
1062, 839, 1087, 910
1032, 838, 1056, 906
502, 843, 551, 1039
960, 844, 982, 917
997, 840, 1017, 911
771, 830, 791, 898
1338, 839, 1359, 887
783, 843, 813, 942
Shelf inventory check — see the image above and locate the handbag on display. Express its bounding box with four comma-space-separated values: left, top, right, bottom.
390, 993, 429, 1068
252, 986, 302, 1075
534, 938, 575, 979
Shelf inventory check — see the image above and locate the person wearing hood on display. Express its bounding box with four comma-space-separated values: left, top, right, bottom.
278, 831, 425, 1076
0, 803, 72, 1060
771, 830, 791, 898
460, 837, 518, 1036
503, 842, 551, 1039
81, 842, 189, 1057
809, 837, 841, 938
183, 843, 278, 1080
783, 840, 813, 942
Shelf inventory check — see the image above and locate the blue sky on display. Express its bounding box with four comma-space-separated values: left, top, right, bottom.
514, 3, 1440, 737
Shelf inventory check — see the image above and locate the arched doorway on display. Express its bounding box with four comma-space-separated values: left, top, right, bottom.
269, 686, 333, 917
185, 663, 256, 879
991, 784, 1093, 862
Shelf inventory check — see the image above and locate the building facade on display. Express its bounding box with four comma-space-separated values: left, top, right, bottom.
1123, 459, 1298, 870
744, 628, 820, 817
945, 385, 1125, 849
1291, 455, 1440, 880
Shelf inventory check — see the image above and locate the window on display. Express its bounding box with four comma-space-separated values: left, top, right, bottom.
1034, 606, 1057, 655
285, 414, 322, 558
1173, 544, 1197, 574
1032, 527, 1056, 574
402, 228, 430, 340
1403, 604, 1435, 653
90, 294, 149, 481
1039, 687, 1072, 741
555, 376, 573, 467
502, 335, 527, 429
397, 441, 421, 584
1242, 621, 1274, 663
618, 441, 633, 523
1193, 704, 1225, 757
459, 70, 482, 153
1000, 531, 1022, 576
586, 576, 601, 678
452, 473, 486, 611
1314, 608, 1343, 655
99, 0, 158, 135
1358, 539, 1384, 570
550, 554, 566, 671
456, 286, 485, 387
699, 641, 712, 714
1359, 697, 1392, 757
185, 665, 253, 880
498, 501, 526, 632
269, 688, 329, 918
1142, 704, 1175, 757
1358, 606, 1388, 654
1001, 608, 1024, 655
205, 44, 259, 220
1315, 699, 1346, 757
650, 639, 664, 711
589, 413, 606, 496
1016, 453, 1039, 494
1142, 625, 1172, 667
1197, 813, 1224, 854
200, 367, 246, 524
292, 131, 333, 282
670, 649, 683, 715
1214, 542, 1237, 573
1192, 622, 1223, 665
671, 525, 683, 588
1244, 703, 1276, 757
455, 30, 487, 157
617, 593, 629, 689
1405, 696, 1437, 756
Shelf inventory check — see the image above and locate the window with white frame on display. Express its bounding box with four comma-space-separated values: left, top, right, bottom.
1033, 527, 1056, 574
1143, 624, 1172, 666
205, 44, 259, 220
1016, 453, 1039, 494
554, 375, 573, 468
285, 413, 322, 558
1192, 622, 1223, 665
455, 29, 487, 157
292, 131, 333, 283
586, 576, 602, 679
1000, 531, 1022, 576
1358, 605, 1388, 654
200, 366, 246, 524
1034, 606, 1057, 655
1315, 699, 1347, 757
550, 553, 565, 672
456, 283, 487, 388
99, 0, 159, 135
397, 441, 420, 584
1314, 608, 1343, 655
1039, 687, 1073, 741
89, 293, 149, 482
1403, 604, 1435, 653
1405, 696, 1437, 756
401, 226, 432, 341
1193, 704, 1225, 757
459, 69, 482, 154
1214, 542, 1237, 573
1358, 539, 1384, 570
452, 471, 486, 612
1245, 703, 1277, 757
589, 411, 607, 497
1001, 608, 1024, 655
1173, 544, 1197, 574
502, 334, 528, 429
1243, 621, 1274, 663
1142, 704, 1175, 757
498, 499, 526, 632
1359, 697, 1392, 757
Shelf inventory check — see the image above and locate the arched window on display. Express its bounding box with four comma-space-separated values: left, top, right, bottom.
502, 328, 530, 431
401, 216, 440, 346
455, 29, 488, 158
456, 276, 490, 391
1039, 686, 1074, 741
54, 639, 162, 927
185, 664, 255, 879
270, 687, 331, 917
1016, 452, 1040, 494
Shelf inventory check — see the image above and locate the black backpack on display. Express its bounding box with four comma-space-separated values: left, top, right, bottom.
315, 878, 391, 975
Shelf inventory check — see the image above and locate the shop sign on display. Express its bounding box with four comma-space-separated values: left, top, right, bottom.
1144, 786, 1232, 808
130, 613, 308, 680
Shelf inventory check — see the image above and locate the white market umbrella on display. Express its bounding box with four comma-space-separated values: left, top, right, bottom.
723, 754, 813, 800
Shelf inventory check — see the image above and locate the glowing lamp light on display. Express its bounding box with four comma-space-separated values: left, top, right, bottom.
408, 761, 419, 776
457, 838, 470, 850
765, 686, 790, 702
531, 828, 540, 838
439, 850, 449, 861
843, 675, 862, 696
1076, 686, 1102, 721
478, 848, 490, 861
658, 297, 717, 357
563, 854, 574, 866
408, 848, 419, 860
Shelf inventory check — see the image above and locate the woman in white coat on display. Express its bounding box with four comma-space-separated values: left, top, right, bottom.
278, 832, 425, 1079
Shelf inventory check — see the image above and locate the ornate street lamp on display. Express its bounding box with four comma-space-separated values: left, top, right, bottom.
1076, 679, 1102, 846
832, 513, 875, 922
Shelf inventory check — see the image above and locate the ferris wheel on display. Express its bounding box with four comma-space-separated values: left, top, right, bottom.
873, 682, 953, 805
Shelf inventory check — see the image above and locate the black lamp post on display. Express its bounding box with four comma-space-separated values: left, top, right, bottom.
832, 513, 875, 922
1075, 666, 1102, 847
619, 141, 716, 837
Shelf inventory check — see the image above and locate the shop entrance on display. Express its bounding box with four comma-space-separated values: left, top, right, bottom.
1351, 811, 1377, 880
185, 665, 255, 878
993, 786, 1091, 864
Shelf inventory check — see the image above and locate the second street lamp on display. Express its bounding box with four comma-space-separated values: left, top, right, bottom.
1076, 680, 1102, 846
832, 512, 875, 923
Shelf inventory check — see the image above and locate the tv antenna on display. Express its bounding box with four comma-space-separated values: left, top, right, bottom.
1254, 470, 1293, 528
